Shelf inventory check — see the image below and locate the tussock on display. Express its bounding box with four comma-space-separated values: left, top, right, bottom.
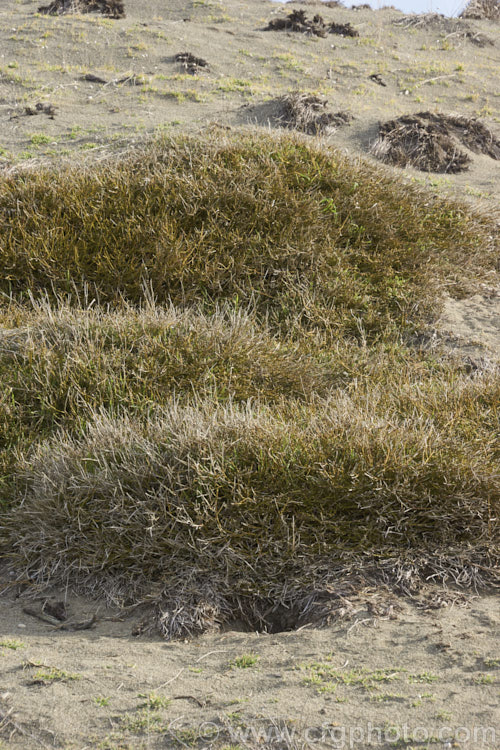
1, 132, 499, 636
5, 388, 499, 637
371, 112, 500, 172
1, 132, 496, 333
174, 52, 210, 74
278, 92, 353, 134
393, 13, 495, 45
266, 9, 329, 36
266, 9, 359, 37
37, 0, 125, 18
460, 0, 500, 20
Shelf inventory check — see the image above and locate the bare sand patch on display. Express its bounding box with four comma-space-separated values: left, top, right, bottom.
1, 584, 499, 749
438, 286, 500, 361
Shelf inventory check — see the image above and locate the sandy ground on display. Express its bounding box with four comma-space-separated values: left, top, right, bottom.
0, 0, 499, 207
0, 1, 499, 748
438, 286, 500, 362
1, 584, 499, 749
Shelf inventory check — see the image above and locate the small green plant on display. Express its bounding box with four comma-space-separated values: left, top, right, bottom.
0, 639, 24, 650
32, 666, 81, 682
68, 125, 83, 140
411, 693, 435, 707
122, 709, 165, 733
304, 663, 404, 691
94, 696, 111, 707
231, 654, 259, 669
370, 693, 405, 702
225, 711, 244, 724
138, 692, 171, 709
29, 134, 52, 146
226, 697, 249, 706
435, 710, 452, 721
439, 38, 454, 51
473, 674, 495, 685
217, 78, 252, 93
408, 672, 439, 684
483, 658, 500, 669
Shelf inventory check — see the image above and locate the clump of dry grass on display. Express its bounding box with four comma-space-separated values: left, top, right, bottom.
460, 0, 499, 20
37, 0, 125, 18
371, 112, 500, 173
0, 297, 336, 507
0, 132, 497, 343
1, 132, 499, 636
278, 92, 353, 135
5, 381, 499, 637
265, 9, 359, 37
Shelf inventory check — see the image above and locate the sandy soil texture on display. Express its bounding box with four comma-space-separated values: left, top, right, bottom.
1, 585, 499, 749
0, 0, 498, 206
438, 286, 500, 361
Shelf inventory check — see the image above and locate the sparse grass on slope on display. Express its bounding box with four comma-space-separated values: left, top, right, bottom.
0, 132, 498, 636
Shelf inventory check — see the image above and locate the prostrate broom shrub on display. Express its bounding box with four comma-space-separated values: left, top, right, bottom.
0, 132, 498, 636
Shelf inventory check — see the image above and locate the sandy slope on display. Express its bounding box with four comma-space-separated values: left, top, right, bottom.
439, 287, 500, 361
0, 0, 498, 208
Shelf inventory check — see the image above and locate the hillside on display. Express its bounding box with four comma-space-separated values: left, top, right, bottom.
0, 1, 499, 748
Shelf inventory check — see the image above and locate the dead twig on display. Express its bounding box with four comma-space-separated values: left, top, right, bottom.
171, 694, 207, 707
22, 606, 61, 627
22, 606, 97, 630
414, 73, 458, 89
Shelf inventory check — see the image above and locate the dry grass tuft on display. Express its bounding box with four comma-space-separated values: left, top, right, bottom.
266, 9, 359, 37
371, 112, 500, 173
5, 385, 499, 637
278, 92, 353, 135
37, 0, 125, 18
460, 0, 500, 20
1, 132, 496, 335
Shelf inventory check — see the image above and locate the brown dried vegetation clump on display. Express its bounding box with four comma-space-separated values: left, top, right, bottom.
38, 0, 125, 18
174, 52, 210, 74
266, 9, 358, 37
279, 92, 353, 134
329, 20, 359, 35
393, 13, 495, 45
371, 111, 500, 173
460, 0, 500, 20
